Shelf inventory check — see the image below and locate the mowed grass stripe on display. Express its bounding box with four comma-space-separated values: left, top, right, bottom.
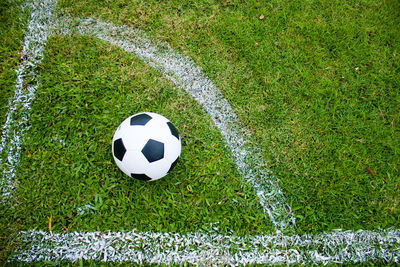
14, 34, 273, 235
59, 0, 400, 233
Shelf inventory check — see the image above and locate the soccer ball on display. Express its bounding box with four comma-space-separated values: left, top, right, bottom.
112, 112, 181, 181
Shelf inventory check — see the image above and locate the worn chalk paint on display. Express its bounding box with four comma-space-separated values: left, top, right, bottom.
0, 0, 56, 200
11, 229, 400, 264
2, 0, 400, 264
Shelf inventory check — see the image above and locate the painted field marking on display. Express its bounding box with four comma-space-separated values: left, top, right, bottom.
1, 0, 400, 264
11, 229, 400, 264
1, 0, 295, 231
59, 16, 296, 232
0, 0, 55, 200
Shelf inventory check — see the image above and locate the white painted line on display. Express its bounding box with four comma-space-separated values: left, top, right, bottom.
57, 17, 296, 232
11, 229, 400, 264
1, 0, 295, 231
0, 0, 55, 201
4, 0, 399, 264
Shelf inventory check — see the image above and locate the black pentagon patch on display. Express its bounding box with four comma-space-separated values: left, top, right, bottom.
131, 173, 152, 181
130, 113, 152, 126
113, 138, 126, 161
167, 122, 179, 140
142, 139, 164, 163
168, 157, 179, 173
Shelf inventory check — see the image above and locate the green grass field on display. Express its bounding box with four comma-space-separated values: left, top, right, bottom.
1, 0, 400, 263
14, 34, 271, 235
0, 0, 28, 128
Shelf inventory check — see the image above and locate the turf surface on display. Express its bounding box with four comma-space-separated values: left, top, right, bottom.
0, 0, 28, 132
58, 0, 400, 233
0, 0, 30, 260
1, 0, 400, 262
13, 35, 272, 235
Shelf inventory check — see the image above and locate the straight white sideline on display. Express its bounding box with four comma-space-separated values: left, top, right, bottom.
0, 0, 55, 200
11, 229, 400, 265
